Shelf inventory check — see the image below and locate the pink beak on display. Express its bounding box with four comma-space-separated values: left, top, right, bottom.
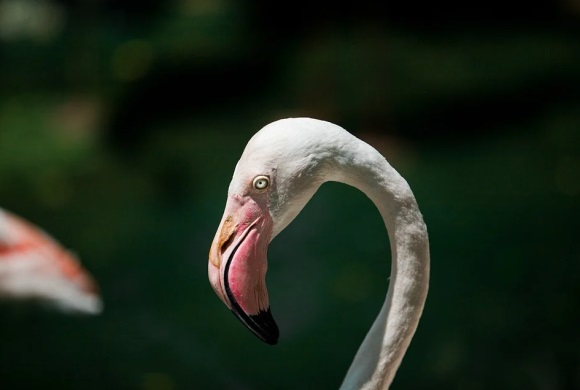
208, 194, 279, 344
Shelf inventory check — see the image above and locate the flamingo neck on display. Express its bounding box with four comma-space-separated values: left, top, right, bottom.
323, 136, 430, 390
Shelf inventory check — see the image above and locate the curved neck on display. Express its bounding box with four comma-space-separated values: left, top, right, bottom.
325, 135, 430, 390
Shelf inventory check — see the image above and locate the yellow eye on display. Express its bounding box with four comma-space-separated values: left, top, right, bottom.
253, 176, 270, 190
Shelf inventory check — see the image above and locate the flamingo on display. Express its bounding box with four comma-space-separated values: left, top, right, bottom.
0, 208, 102, 315
208, 118, 430, 389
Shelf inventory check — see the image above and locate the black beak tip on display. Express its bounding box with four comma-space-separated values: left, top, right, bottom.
261, 334, 279, 345
231, 306, 279, 345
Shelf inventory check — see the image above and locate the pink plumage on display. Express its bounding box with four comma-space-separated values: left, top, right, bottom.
0, 208, 102, 314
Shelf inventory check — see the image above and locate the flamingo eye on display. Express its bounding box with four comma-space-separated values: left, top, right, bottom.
253, 176, 270, 190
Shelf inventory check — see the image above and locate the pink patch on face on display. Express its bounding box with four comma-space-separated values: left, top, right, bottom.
208, 193, 273, 315
220, 195, 272, 316
227, 228, 269, 315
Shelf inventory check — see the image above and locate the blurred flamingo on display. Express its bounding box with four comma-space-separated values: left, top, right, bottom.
0, 208, 102, 314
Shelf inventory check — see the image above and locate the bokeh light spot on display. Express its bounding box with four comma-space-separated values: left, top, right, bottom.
111, 40, 154, 82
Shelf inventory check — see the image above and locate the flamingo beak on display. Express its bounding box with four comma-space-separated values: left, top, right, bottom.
208, 194, 279, 345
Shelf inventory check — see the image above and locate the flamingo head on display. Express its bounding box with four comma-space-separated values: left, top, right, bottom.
208, 119, 334, 344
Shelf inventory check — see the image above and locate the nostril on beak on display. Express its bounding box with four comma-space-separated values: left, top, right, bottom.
219, 231, 235, 256
218, 216, 237, 252
209, 215, 237, 268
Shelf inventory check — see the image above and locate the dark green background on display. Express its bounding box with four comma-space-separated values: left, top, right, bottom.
1, 1, 579, 389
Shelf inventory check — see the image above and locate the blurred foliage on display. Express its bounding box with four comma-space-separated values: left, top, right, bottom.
0, 0, 579, 389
